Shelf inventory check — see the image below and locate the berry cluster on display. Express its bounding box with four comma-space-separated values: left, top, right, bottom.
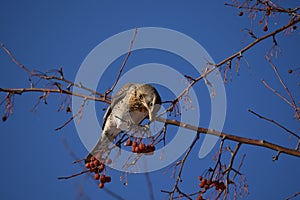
85, 156, 111, 189
125, 138, 155, 154
197, 176, 226, 199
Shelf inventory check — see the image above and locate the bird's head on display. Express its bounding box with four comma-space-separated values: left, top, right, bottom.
136, 84, 161, 122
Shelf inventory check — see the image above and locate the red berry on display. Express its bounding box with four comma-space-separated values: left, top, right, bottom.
91, 156, 96, 161
125, 139, 132, 146
105, 176, 111, 183
132, 141, 138, 147
138, 143, 145, 151
197, 195, 203, 200
135, 146, 140, 153
85, 163, 91, 169
263, 25, 268, 32
238, 11, 243, 16
98, 182, 104, 189
199, 182, 205, 188
93, 159, 100, 167
198, 176, 203, 181
100, 174, 106, 183
201, 178, 207, 185
207, 179, 212, 185
99, 163, 105, 172
131, 146, 136, 152
94, 173, 100, 180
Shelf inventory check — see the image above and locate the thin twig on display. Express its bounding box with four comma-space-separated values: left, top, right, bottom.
105, 28, 138, 96
0, 87, 109, 103
265, 55, 300, 119
248, 109, 300, 139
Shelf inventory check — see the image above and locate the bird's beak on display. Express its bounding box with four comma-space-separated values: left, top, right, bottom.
148, 111, 154, 122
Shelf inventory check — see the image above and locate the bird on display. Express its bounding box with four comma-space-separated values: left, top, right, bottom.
85, 83, 161, 162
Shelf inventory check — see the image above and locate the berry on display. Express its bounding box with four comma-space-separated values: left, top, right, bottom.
288, 69, 293, 74
94, 173, 100, 180
91, 156, 96, 161
131, 146, 136, 152
135, 146, 140, 153
207, 179, 212, 185
219, 182, 226, 190
125, 139, 132, 146
99, 163, 105, 172
93, 159, 100, 167
138, 143, 145, 151
105, 176, 111, 183
238, 11, 243, 16
199, 182, 205, 188
198, 176, 203, 181
201, 178, 207, 185
2, 115, 7, 122
197, 195, 203, 200
100, 174, 106, 183
98, 182, 104, 189
66, 106, 71, 113
263, 25, 268, 32
85, 163, 91, 169
132, 141, 138, 148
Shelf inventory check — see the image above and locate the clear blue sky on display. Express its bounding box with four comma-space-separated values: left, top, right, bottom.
0, 1, 299, 200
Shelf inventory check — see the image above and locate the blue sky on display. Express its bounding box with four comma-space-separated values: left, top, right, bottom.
0, 1, 299, 200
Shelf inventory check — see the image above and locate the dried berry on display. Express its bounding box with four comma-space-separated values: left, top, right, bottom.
2, 115, 7, 122
263, 25, 268, 32
66, 106, 71, 113
288, 69, 293, 74
238, 11, 243, 16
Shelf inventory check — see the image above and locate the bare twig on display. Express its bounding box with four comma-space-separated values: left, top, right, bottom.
265, 55, 300, 120
286, 191, 300, 200
1, 44, 105, 98
248, 109, 300, 139
105, 28, 138, 96
161, 132, 200, 199
0, 87, 109, 103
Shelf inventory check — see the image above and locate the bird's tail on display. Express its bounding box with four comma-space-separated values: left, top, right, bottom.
85, 129, 121, 163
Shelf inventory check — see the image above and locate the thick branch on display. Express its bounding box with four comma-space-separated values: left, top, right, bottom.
155, 117, 300, 158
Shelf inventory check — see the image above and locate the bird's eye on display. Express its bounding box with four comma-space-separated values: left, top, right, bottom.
149, 102, 153, 107
139, 95, 143, 100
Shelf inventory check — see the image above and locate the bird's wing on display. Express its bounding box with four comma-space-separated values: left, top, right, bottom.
102, 83, 136, 130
